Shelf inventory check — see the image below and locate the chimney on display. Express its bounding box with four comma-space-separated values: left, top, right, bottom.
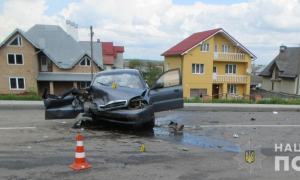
279, 44, 287, 60
66, 20, 78, 41
74, 24, 78, 41
280, 44, 286, 53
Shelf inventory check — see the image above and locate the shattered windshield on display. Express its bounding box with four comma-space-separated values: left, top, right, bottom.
93, 73, 145, 90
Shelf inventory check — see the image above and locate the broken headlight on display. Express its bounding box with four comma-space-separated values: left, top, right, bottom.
128, 97, 148, 110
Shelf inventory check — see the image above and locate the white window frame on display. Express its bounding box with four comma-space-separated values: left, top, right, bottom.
225, 64, 237, 74
8, 35, 22, 47
41, 56, 52, 66
214, 44, 218, 52
201, 43, 209, 52
192, 63, 205, 74
79, 57, 91, 67
222, 45, 230, 53
167, 63, 170, 71
80, 81, 90, 89
9, 77, 25, 90
228, 85, 237, 94
7, 53, 24, 65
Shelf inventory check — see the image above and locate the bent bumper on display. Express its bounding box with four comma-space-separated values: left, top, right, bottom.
89, 105, 154, 125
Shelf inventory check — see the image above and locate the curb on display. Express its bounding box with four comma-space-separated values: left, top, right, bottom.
0, 101, 299, 112
181, 103, 300, 112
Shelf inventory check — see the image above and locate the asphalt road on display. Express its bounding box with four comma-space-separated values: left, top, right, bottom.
0, 110, 300, 179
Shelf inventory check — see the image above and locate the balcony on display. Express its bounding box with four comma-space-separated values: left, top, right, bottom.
214, 52, 245, 60
213, 74, 247, 83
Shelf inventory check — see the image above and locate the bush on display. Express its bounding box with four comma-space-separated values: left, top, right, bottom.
184, 97, 300, 104
0, 94, 42, 101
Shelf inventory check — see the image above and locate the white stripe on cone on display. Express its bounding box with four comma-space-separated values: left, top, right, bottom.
75, 152, 86, 158
77, 141, 83, 146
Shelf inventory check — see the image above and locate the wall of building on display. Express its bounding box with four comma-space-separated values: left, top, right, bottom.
0, 33, 38, 94
114, 52, 124, 69
53, 81, 73, 95
163, 32, 252, 98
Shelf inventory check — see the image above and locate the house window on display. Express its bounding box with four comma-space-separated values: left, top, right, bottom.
80, 81, 90, 89
7, 53, 23, 65
201, 43, 209, 52
192, 64, 205, 74
228, 85, 237, 94
8, 35, 22, 46
222, 45, 230, 53
167, 63, 170, 71
9, 77, 25, 90
80, 57, 91, 66
225, 64, 237, 74
214, 44, 218, 52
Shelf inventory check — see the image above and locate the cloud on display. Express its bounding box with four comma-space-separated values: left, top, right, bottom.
1, 0, 300, 64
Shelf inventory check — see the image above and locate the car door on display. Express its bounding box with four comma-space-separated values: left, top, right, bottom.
149, 68, 183, 112
43, 87, 84, 120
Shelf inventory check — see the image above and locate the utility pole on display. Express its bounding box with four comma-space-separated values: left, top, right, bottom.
90, 26, 94, 81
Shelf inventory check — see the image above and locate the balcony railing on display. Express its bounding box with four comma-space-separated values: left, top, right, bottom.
212, 74, 247, 83
214, 52, 245, 60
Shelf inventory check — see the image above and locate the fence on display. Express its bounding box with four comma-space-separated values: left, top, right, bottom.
250, 88, 300, 100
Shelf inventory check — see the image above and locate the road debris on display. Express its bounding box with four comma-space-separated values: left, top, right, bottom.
233, 134, 238, 138
192, 125, 203, 130
174, 147, 189, 151
154, 123, 162, 127
169, 121, 184, 132
273, 111, 278, 115
251, 118, 256, 121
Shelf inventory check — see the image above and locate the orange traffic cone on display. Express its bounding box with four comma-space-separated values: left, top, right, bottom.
69, 134, 92, 170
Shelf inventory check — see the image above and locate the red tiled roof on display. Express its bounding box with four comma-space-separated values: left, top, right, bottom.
103, 56, 114, 65
102, 42, 114, 55
161, 28, 221, 56
113, 46, 124, 58
102, 42, 125, 58
161, 28, 256, 59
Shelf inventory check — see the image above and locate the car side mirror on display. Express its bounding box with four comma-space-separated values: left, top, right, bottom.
151, 82, 164, 90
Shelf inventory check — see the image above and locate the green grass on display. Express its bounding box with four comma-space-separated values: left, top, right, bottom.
0, 94, 42, 101
184, 97, 300, 105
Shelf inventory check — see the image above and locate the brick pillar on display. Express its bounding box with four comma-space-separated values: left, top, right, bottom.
255, 94, 261, 101
203, 95, 210, 102
243, 95, 250, 100
49, 81, 54, 94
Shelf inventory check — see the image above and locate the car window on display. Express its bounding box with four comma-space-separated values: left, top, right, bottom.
156, 70, 180, 88
93, 73, 145, 89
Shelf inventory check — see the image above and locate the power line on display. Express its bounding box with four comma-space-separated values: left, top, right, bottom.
1, 26, 299, 45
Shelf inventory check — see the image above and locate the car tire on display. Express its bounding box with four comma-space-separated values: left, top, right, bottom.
144, 113, 155, 129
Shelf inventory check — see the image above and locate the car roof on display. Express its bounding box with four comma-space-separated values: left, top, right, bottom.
96, 69, 140, 75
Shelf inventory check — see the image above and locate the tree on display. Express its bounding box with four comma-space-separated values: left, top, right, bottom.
129, 60, 161, 87
145, 62, 161, 87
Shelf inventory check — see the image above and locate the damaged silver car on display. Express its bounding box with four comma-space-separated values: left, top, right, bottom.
42, 69, 183, 129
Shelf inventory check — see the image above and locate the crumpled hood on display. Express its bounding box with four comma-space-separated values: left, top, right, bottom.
90, 85, 147, 106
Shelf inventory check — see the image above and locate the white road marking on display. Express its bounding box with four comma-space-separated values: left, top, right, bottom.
201, 125, 300, 128
0, 127, 36, 130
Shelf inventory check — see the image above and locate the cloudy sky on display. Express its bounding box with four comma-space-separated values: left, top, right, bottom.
0, 0, 299, 65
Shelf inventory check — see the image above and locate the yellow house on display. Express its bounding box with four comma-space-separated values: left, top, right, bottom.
162, 28, 256, 99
